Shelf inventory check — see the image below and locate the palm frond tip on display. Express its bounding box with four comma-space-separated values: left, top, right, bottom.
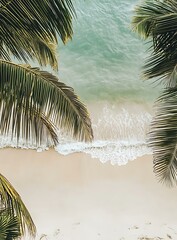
0, 173, 36, 237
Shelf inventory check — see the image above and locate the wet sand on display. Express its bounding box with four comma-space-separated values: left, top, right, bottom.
0, 148, 177, 239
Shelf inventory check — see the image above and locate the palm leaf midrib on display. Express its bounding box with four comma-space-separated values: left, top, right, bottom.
0, 0, 14, 10
1, 60, 89, 131
0, 60, 93, 142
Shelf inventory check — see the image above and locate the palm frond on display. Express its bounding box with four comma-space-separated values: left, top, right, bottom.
0, 174, 36, 237
0, 0, 75, 41
143, 51, 177, 81
132, 0, 177, 37
0, 31, 58, 70
0, 0, 75, 67
132, 0, 177, 82
149, 88, 177, 186
132, 0, 169, 38
133, 0, 177, 186
0, 60, 93, 145
0, 209, 21, 240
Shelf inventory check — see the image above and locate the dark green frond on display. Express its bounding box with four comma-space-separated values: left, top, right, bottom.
132, 0, 177, 37
1, 31, 58, 70
132, 0, 177, 186
132, 0, 167, 38
132, 0, 177, 82
0, 174, 36, 237
143, 52, 177, 81
0, 60, 93, 145
149, 88, 177, 186
0, 0, 75, 67
0, 209, 21, 240
0, 0, 75, 41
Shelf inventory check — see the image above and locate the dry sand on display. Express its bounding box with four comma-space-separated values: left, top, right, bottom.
0, 148, 177, 240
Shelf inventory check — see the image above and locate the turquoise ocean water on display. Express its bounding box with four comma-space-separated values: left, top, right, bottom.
1, 0, 161, 164
58, 0, 158, 103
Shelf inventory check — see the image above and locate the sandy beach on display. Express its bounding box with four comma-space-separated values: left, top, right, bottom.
0, 148, 177, 240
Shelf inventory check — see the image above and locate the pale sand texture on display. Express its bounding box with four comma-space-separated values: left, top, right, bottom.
0, 148, 177, 240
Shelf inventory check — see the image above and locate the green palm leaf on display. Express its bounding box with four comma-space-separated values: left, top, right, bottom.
132, 0, 177, 186
0, 174, 36, 237
132, 0, 175, 39
132, 0, 177, 82
149, 88, 177, 186
0, 20, 59, 69
0, 0, 75, 68
0, 209, 21, 240
0, 60, 93, 145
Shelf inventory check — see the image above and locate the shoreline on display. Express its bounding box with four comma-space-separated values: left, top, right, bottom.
0, 100, 154, 165
0, 148, 177, 239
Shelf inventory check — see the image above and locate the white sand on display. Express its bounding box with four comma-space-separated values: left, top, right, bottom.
0, 148, 177, 240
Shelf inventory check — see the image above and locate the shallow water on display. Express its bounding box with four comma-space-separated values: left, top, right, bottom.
58, 0, 160, 102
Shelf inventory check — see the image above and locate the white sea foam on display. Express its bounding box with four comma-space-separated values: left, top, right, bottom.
0, 104, 153, 165
0, 135, 51, 151
56, 104, 152, 165
55, 139, 151, 165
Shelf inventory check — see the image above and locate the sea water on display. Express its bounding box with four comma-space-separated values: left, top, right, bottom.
0, 0, 161, 164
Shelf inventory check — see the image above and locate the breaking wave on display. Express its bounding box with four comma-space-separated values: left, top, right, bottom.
0, 104, 153, 165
